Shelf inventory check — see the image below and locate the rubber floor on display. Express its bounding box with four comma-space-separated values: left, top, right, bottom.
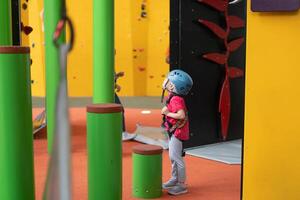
32, 108, 241, 200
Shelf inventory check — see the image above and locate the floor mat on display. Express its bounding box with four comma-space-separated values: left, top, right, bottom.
186, 139, 242, 164
132, 124, 169, 149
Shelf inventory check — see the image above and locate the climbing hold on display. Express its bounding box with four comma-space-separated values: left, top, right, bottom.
22, 3, 27, 10
21, 22, 33, 35
138, 67, 146, 72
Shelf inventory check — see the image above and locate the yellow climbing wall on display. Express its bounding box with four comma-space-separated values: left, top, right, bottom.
20, 0, 45, 96
66, 1, 93, 96
243, 2, 300, 199
130, 0, 149, 96
115, 0, 134, 96
23, 0, 169, 97
146, 0, 169, 95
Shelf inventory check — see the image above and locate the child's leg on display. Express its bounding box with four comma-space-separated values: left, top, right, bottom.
163, 135, 179, 189
169, 155, 178, 183
169, 135, 186, 183
167, 135, 188, 195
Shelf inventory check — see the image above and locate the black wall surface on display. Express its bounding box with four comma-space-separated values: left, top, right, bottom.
11, 0, 21, 45
170, 0, 246, 148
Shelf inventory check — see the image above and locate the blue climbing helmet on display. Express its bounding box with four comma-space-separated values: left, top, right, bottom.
164, 69, 193, 96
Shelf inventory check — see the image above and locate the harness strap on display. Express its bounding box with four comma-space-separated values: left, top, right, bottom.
164, 94, 188, 133
169, 112, 188, 133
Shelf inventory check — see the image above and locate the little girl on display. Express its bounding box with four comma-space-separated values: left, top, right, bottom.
161, 69, 193, 195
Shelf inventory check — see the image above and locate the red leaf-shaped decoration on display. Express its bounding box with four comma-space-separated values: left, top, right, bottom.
203, 53, 227, 65
219, 77, 231, 140
21, 22, 33, 35
228, 67, 244, 78
228, 37, 244, 52
199, 19, 227, 39
198, 0, 227, 12
23, 26, 33, 35
228, 15, 245, 28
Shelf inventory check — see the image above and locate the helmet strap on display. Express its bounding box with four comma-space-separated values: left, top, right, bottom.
161, 79, 170, 103
161, 89, 166, 103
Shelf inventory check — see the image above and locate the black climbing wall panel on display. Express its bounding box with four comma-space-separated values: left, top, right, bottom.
11, 0, 21, 45
170, 0, 246, 148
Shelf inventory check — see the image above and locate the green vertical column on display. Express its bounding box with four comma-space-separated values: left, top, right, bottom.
87, 104, 123, 200
0, 47, 35, 200
93, 0, 115, 103
0, 0, 12, 45
44, 0, 65, 152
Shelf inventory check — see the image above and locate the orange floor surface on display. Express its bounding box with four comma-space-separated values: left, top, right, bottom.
33, 108, 241, 200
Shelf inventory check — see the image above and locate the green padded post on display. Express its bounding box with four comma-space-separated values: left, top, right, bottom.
132, 145, 163, 199
0, 0, 12, 45
0, 47, 35, 200
44, 0, 65, 153
93, 0, 115, 103
87, 104, 123, 200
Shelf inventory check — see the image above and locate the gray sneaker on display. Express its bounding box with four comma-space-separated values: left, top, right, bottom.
162, 180, 177, 189
168, 184, 188, 195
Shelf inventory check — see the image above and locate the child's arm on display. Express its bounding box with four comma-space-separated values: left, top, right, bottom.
161, 106, 168, 115
164, 109, 185, 120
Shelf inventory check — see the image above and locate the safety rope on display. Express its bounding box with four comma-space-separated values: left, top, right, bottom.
43, 1, 74, 199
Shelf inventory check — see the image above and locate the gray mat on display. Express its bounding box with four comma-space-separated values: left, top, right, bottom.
185, 139, 242, 165
133, 125, 169, 149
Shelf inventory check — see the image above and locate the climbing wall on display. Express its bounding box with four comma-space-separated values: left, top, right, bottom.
22, 0, 170, 97
66, 0, 93, 96
115, 0, 135, 96
146, 0, 170, 96
130, 0, 149, 96
170, 0, 246, 148
20, 0, 46, 96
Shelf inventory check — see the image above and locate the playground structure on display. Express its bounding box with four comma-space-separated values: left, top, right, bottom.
1, 0, 300, 200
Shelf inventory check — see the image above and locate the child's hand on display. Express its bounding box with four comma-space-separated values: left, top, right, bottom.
115, 84, 121, 92
161, 106, 169, 115
115, 71, 124, 79
162, 110, 170, 115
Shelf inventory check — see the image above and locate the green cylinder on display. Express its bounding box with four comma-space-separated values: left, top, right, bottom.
0, 0, 12, 45
44, 0, 65, 153
133, 146, 163, 199
87, 104, 123, 200
93, 0, 115, 103
0, 47, 35, 200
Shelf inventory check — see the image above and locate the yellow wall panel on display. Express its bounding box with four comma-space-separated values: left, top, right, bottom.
115, 0, 134, 96
243, 3, 300, 199
27, 0, 169, 97
21, 0, 45, 97
130, 0, 149, 96
147, 0, 170, 95
66, 0, 93, 96
20, 0, 29, 46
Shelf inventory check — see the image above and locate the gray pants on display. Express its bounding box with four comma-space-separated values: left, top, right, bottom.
169, 135, 186, 183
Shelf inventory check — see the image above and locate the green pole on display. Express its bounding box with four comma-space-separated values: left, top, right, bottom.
87, 104, 123, 200
0, 0, 12, 45
44, 0, 65, 152
0, 47, 35, 200
93, 0, 115, 103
